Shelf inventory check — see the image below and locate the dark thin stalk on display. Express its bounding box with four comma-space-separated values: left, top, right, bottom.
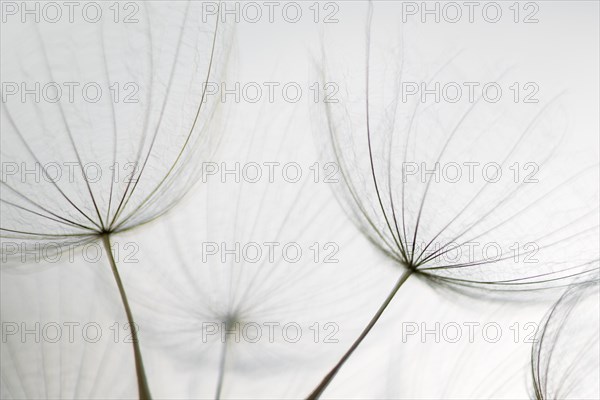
101, 234, 152, 400
306, 269, 413, 399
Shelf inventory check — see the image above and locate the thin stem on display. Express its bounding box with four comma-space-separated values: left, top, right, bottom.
306, 269, 413, 399
215, 335, 229, 399
101, 234, 152, 400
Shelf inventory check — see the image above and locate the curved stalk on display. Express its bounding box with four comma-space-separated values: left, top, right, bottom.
306, 269, 413, 399
101, 234, 152, 400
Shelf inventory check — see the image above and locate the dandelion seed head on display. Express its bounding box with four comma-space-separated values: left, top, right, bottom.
1, 3, 232, 265
530, 280, 600, 399
314, 5, 599, 299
